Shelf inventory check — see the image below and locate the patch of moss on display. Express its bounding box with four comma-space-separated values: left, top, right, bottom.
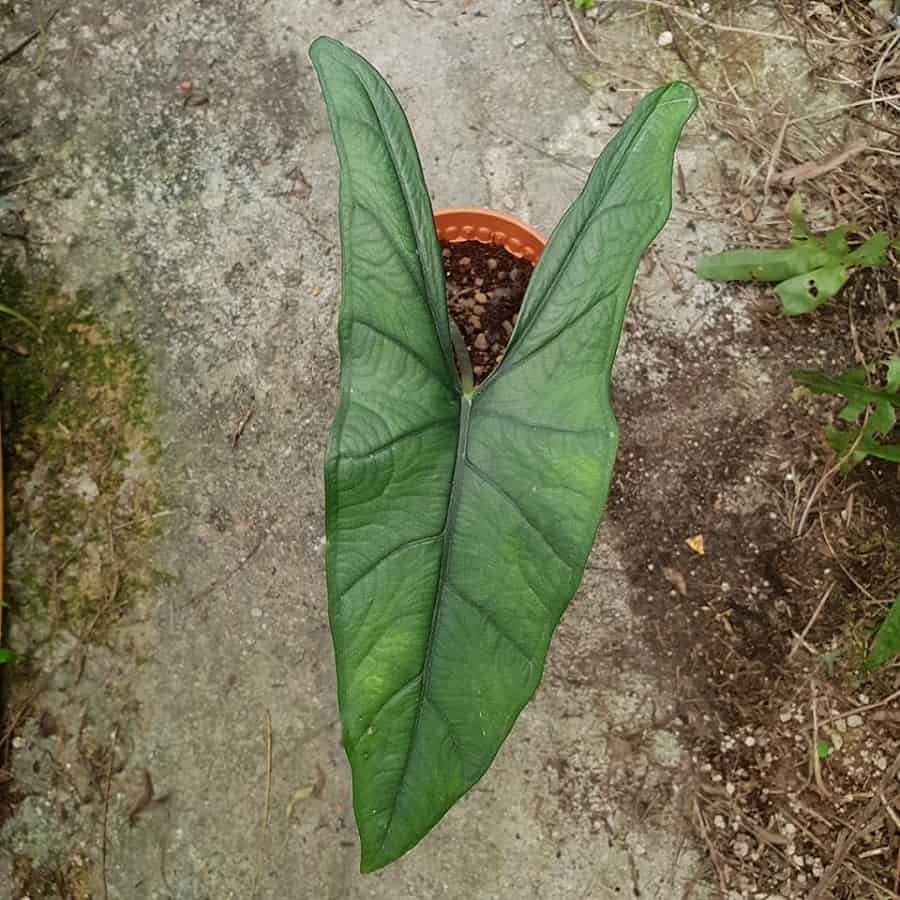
1, 257, 161, 648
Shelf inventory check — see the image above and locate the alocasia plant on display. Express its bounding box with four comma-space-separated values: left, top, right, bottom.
310, 36, 696, 872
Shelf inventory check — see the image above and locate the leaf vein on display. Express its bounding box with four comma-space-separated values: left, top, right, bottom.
353, 317, 451, 383
339, 531, 444, 598
475, 408, 605, 436
339, 418, 457, 461
463, 458, 575, 572
353, 672, 423, 744
445, 581, 535, 665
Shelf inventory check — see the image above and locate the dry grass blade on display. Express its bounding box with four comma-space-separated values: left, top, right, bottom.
776, 139, 869, 186
788, 583, 834, 659
561, 0, 607, 69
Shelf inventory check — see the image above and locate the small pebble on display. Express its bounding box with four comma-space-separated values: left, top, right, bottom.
509, 268, 522, 282
658, 30, 674, 47
486, 258, 498, 270
511, 35, 527, 48
469, 316, 481, 329
502, 320, 513, 335
474, 291, 488, 304
846, 714, 864, 728
474, 277, 484, 287
474, 334, 488, 350
442, 248, 451, 258
473, 304, 485, 315
460, 256, 471, 267
473, 365, 485, 376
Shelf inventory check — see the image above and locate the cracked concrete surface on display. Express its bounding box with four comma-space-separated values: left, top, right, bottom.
1, 1, 726, 897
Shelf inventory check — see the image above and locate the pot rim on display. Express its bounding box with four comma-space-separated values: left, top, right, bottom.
433, 207, 545, 263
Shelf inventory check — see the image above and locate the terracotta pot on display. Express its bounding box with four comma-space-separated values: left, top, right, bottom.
434, 207, 546, 263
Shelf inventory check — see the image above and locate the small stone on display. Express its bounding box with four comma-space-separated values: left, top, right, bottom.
498, 270, 508, 280
491, 342, 501, 352
460, 256, 471, 267
486, 258, 498, 270
473, 365, 485, 376
442, 248, 451, 258
469, 316, 481, 329
509, 268, 522, 282
474, 291, 488, 304
474, 334, 488, 351
733, 839, 749, 858
846, 714, 864, 728
502, 320, 513, 335
658, 30, 674, 47
473, 304, 485, 315
511, 35, 527, 48
474, 277, 484, 287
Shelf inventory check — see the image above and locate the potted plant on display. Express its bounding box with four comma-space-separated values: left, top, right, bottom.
310, 36, 696, 872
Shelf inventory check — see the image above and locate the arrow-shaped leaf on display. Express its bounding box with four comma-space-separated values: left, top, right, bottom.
311, 36, 696, 872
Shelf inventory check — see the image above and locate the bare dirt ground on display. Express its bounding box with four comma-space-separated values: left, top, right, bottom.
1, 1, 899, 899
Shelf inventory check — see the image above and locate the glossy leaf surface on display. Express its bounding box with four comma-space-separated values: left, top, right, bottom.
311, 35, 696, 872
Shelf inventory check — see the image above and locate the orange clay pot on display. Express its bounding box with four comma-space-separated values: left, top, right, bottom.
434, 208, 546, 263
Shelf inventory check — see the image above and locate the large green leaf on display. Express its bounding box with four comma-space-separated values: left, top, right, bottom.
311, 35, 696, 873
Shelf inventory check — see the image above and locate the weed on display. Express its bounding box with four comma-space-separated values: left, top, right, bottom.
696, 195, 895, 315
864, 594, 900, 672
792, 357, 900, 470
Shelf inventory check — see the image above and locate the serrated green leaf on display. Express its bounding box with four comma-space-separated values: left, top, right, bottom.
816, 739, 832, 759
312, 35, 696, 872
866, 399, 896, 439
864, 595, 900, 671
695, 243, 832, 284
792, 367, 900, 413
0, 649, 16, 665
845, 231, 890, 268
822, 225, 850, 258
825, 426, 900, 470
776, 265, 849, 315
787, 193, 810, 239
886, 356, 900, 394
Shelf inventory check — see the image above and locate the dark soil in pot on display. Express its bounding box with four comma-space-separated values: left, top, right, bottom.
441, 239, 534, 385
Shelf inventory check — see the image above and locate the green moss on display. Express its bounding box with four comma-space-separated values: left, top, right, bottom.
1, 258, 161, 647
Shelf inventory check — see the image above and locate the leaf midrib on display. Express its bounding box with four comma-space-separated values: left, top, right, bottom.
379, 392, 472, 851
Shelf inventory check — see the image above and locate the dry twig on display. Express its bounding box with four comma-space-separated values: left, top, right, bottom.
788, 583, 834, 659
